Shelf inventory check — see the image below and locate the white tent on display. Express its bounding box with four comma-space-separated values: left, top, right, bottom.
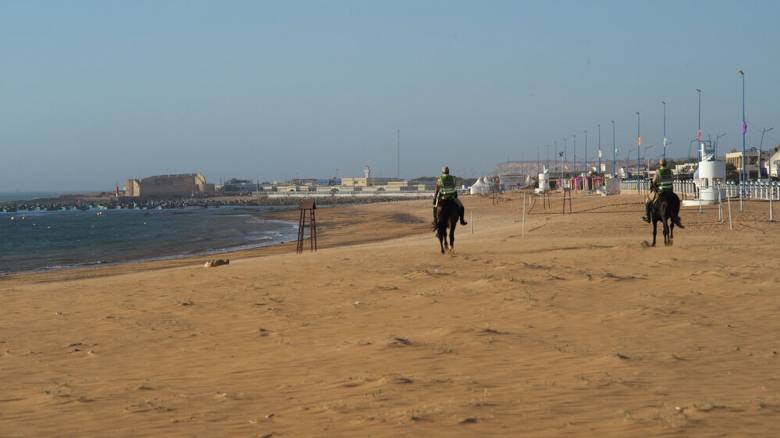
470, 177, 491, 195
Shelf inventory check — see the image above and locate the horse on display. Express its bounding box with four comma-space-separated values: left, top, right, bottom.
433, 198, 459, 254
649, 189, 684, 247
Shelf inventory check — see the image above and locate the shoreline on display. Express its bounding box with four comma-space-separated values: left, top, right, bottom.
0, 199, 433, 283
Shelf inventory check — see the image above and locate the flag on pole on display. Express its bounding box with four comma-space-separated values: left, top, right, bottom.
742, 121, 748, 135
637, 136, 642, 146
696, 130, 702, 141
558, 152, 564, 157
598, 149, 602, 158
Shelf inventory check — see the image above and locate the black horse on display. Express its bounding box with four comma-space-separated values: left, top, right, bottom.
649, 190, 684, 246
433, 198, 459, 254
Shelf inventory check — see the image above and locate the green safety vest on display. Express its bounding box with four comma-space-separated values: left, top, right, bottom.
437, 174, 457, 199
657, 166, 673, 192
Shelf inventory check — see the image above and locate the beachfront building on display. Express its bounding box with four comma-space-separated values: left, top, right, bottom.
768, 146, 780, 178
125, 173, 215, 199
253, 167, 428, 198
725, 149, 770, 179
222, 178, 257, 195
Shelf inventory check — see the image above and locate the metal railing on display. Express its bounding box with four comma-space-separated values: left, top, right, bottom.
619, 179, 780, 200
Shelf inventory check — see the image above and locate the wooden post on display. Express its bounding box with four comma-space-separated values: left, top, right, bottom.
470, 211, 474, 234
739, 183, 743, 212
717, 184, 723, 223
770, 196, 774, 222
727, 193, 733, 231
522, 193, 527, 238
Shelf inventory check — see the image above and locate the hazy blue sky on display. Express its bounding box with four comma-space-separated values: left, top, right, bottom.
2, 0, 779, 190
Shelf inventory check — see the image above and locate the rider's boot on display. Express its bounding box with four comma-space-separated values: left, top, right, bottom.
459, 206, 468, 225
641, 202, 652, 223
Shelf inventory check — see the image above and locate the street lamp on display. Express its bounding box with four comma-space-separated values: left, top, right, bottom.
572, 134, 577, 177
636, 111, 641, 191
696, 89, 702, 142
661, 100, 668, 159
760, 127, 774, 179
597, 124, 602, 174
563, 137, 568, 180
611, 120, 616, 176
738, 70, 747, 184
545, 144, 551, 171
584, 130, 588, 174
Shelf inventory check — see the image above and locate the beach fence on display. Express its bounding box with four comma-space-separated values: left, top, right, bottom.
722, 181, 780, 201
618, 179, 780, 201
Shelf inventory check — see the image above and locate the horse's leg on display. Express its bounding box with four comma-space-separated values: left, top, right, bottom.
663, 217, 670, 246
449, 219, 457, 252
652, 219, 657, 246
670, 221, 675, 241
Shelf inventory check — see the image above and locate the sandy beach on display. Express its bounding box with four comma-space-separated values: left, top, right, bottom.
2, 193, 780, 437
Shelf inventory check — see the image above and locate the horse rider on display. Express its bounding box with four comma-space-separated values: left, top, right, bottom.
642, 158, 675, 223
434, 166, 468, 225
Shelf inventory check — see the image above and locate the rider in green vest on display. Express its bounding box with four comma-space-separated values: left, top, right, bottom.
434, 166, 467, 225
642, 158, 675, 223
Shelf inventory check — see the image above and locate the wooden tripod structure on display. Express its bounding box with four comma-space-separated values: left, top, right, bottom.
562, 188, 572, 214
296, 200, 317, 253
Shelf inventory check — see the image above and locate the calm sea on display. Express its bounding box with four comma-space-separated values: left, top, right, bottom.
0, 206, 298, 275
0, 192, 78, 202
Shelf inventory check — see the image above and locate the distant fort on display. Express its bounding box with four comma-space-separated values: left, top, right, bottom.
125, 173, 215, 199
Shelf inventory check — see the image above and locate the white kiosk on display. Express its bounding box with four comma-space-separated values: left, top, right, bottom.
534, 167, 550, 194
682, 141, 725, 206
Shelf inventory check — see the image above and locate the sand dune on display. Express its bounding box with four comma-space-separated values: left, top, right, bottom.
2, 193, 780, 436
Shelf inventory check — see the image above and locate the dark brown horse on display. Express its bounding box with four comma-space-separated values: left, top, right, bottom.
649, 190, 684, 246
433, 198, 459, 254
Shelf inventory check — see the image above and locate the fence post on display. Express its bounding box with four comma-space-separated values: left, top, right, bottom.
727, 192, 733, 230
717, 183, 723, 223
522, 193, 527, 238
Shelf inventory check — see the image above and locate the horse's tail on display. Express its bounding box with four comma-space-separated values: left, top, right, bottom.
671, 193, 685, 228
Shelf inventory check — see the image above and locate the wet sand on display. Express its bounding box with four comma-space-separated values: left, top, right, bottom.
2, 194, 780, 436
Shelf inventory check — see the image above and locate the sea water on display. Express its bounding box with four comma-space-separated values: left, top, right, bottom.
0, 206, 298, 275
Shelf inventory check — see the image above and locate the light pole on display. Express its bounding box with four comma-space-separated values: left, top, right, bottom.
572, 134, 577, 178
739, 70, 747, 184
563, 137, 568, 179
662, 100, 667, 159
715, 132, 726, 156
696, 89, 702, 142
636, 112, 641, 191
598, 124, 602, 174
611, 120, 616, 176
760, 128, 774, 179
584, 130, 589, 174
545, 144, 551, 171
